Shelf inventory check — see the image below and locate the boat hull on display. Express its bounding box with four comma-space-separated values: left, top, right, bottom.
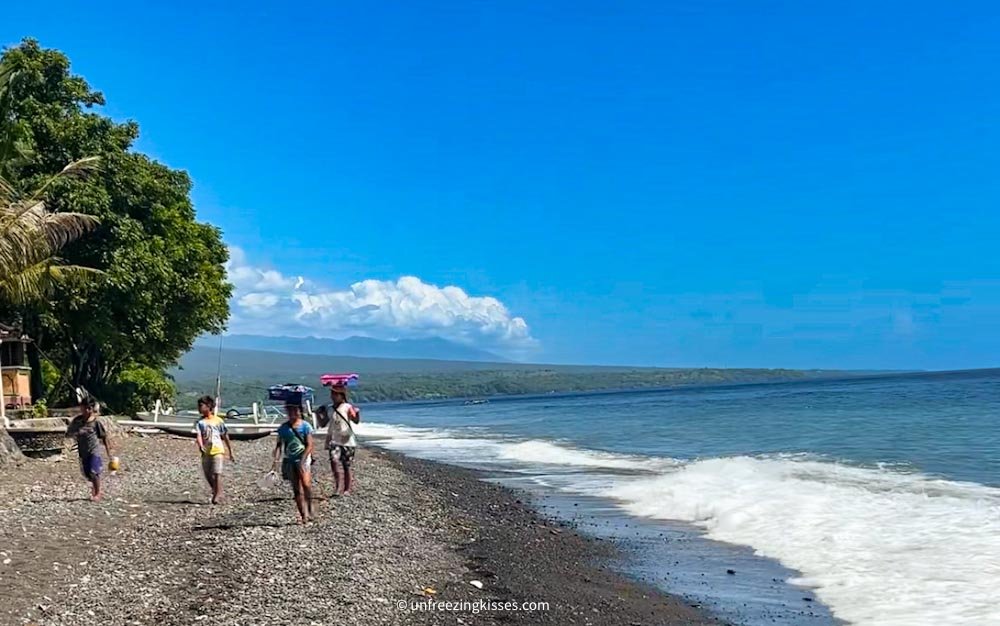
155, 425, 274, 441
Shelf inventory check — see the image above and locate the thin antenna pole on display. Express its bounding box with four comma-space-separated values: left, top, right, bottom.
214, 335, 224, 417
0, 337, 7, 429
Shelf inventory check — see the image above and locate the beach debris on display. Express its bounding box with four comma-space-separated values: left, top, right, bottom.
257, 471, 279, 490
469, 580, 484, 589
422, 587, 437, 595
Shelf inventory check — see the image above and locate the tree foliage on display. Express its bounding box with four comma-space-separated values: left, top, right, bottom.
0, 39, 231, 413
1, 55, 102, 305
102, 364, 176, 417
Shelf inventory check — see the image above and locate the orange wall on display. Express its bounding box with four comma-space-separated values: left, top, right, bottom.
1, 367, 31, 405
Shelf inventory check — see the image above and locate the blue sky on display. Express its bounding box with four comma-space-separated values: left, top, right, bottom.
6, 1, 1000, 369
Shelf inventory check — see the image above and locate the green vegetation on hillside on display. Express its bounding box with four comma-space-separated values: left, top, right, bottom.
173, 346, 840, 408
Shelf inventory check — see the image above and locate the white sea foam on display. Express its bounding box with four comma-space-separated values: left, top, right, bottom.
604, 456, 1000, 626
359, 421, 1000, 625
354, 422, 446, 440
357, 422, 669, 471
498, 440, 672, 471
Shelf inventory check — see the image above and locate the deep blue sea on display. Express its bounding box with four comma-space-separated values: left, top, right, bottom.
357, 370, 1000, 626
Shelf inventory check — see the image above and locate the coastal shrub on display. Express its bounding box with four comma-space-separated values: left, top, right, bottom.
103, 365, 176, 416
39, 359, 61, 400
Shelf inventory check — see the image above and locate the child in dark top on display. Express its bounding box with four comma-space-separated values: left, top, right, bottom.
273, 402, 315, 524
65, 397, 114, 501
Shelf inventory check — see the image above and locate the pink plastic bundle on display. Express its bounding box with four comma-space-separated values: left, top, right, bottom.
320, 373, 359, 388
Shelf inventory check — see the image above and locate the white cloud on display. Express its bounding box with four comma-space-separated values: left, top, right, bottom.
227, 247, 304, 292
225, 247, 537, 355
237, 292, 281, 311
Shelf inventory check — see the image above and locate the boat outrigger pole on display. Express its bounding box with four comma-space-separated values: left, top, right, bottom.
214, 335, 224, 417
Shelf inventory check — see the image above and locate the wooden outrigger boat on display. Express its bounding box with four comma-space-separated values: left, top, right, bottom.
119, 383, 314, 439
154, 424, 274, 441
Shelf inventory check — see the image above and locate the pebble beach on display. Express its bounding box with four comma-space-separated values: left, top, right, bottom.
0, 432, 721, 626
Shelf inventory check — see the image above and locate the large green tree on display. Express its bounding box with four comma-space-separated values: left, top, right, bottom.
0, 39, 231, 412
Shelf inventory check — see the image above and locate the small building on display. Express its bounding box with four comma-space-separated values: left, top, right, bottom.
0, 323, 31, 409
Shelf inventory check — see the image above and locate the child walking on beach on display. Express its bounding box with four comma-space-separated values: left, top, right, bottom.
324, 385, 360, 496
273, 402, 315, 524
194, 395, 235, 504
65, 397, 114, 501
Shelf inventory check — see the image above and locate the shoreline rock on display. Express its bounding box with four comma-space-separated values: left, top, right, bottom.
0, 426, 23, 464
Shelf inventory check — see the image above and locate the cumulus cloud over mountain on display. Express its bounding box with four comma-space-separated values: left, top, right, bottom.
226, 247, 536, 355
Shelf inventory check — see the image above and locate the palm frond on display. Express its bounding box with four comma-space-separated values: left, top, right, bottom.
0, 173, 15, 201
0, 258, 104, 305
0, 154, 102, 305
0, 60, 14, 90
26, 156, 102, 203
42, 211, 100, 250
0, 259, 50, 304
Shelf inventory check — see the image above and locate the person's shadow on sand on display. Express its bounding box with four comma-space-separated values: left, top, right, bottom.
144, 498, 210, 506
192, 521, 296, 531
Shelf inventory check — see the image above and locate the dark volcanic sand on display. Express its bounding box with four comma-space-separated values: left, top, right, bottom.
0, 434, 721, 626
378, 448, 724, 626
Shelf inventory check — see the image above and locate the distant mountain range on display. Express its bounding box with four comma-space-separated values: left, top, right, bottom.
194, 334, 507, 363
172, 344, 860, 408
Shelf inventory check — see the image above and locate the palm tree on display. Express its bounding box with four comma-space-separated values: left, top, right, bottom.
0, 58, 101, 306
0, 159, 102, 306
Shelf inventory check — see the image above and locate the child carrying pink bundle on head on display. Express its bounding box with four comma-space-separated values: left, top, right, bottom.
320, 384, 360, 496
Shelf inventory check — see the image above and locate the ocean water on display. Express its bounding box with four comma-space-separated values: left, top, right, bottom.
356, 370, 1000, 626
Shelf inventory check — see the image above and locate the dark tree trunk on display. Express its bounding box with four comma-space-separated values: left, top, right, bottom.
19, 311, 45, 402
27, 342, 43, 402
